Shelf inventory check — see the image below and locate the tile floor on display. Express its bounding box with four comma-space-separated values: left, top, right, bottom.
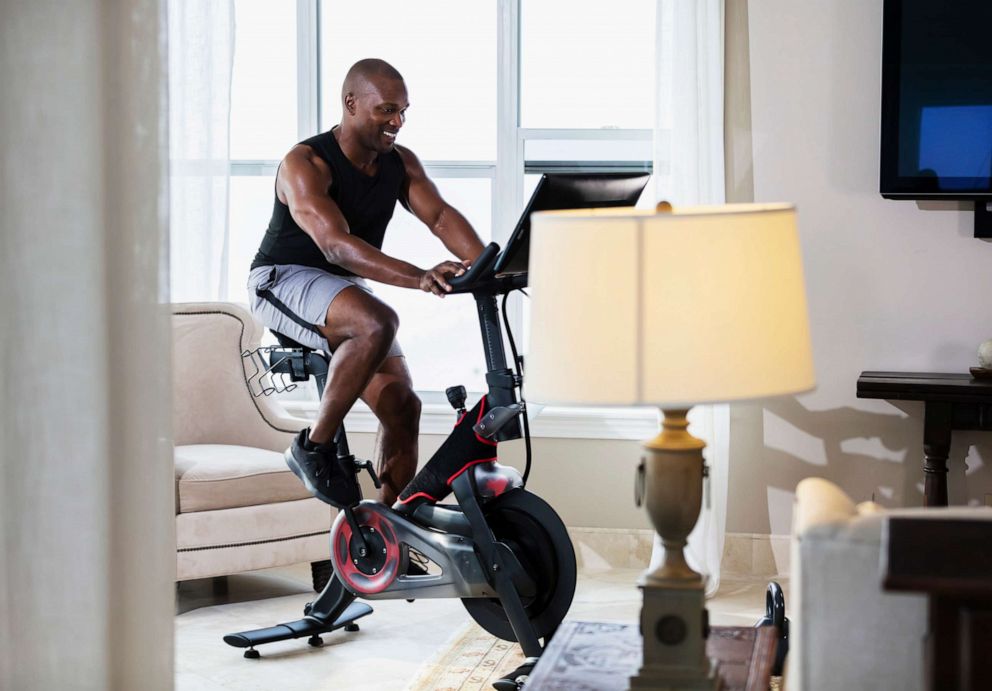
175, 564, 786, 690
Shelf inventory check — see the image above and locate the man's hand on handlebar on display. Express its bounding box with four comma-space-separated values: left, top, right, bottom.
419, 260, 470, 297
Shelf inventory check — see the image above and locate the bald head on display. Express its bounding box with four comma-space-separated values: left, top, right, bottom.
338, 59, 409, 154
342, 59, 404, 104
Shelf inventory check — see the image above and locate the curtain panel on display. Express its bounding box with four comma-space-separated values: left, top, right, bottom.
168, 1, 235, 302
651, 0, 729, 596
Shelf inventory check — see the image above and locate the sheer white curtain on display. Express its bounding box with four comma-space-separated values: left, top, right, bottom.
651, 0, 729, 596
1, 1, 173, 686
168, 1, 235, 302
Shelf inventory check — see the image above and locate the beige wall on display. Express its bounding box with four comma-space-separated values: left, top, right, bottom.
726, 0, 992, 535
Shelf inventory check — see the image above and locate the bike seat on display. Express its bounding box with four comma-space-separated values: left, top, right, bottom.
270, 330, 310, 351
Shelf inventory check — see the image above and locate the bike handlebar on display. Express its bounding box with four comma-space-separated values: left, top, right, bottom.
447, 241, 501, 293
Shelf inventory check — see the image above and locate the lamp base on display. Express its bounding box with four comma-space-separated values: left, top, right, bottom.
630, 409, 721, 690
629, 580, 721, 690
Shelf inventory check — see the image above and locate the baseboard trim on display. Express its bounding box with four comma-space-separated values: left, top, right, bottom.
565, 528, 791, 577
567, 527, 655, 571
722, 532, 791, 578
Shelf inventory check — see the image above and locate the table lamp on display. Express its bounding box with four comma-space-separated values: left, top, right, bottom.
525, 203, 815, 689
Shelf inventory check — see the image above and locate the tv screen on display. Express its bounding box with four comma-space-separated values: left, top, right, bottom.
880, 0, 992, 199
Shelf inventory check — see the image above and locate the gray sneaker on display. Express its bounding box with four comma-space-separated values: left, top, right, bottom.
285, 429, 359, 507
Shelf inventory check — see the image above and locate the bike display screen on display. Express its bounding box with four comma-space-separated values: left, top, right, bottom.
493, 172, 650, 276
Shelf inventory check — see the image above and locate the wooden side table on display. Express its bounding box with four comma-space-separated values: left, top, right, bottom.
883, 517, 992, 691
856, 371, 992, 506
525, 621, 777, 691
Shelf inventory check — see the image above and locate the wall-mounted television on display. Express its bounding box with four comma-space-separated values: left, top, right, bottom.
880, 0, 992, 214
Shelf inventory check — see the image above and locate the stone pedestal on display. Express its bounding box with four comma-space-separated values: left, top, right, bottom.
629, 582, 721, 690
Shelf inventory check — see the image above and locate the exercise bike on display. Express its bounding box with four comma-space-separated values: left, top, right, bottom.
225, 241, 577, 690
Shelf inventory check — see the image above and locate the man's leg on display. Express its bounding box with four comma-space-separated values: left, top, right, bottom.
360, 356, 421, 506
307, 285, 398, 446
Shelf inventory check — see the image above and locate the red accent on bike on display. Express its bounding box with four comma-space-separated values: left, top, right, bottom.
398, 491, 438, 505
446, 457, 499, 486
484, 475, 511, 496
330, 505, 402, 595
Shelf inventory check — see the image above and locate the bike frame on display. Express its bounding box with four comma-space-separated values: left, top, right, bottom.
226, 243, 548, 659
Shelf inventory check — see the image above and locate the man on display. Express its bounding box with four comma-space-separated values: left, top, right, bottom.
248, 58, 485, 507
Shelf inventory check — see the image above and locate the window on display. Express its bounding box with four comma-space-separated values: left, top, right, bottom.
520, 0, 656, 129
319, 0, 497, 393
227, 0, 297, 304
227, 0, 656, 399
230, 0, 297, 160
319, 0, 497, 161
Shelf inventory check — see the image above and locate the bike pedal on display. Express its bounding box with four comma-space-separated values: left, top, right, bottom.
352, 458, 382, 489
491, 660, 535, 691
491, 677, 523, 691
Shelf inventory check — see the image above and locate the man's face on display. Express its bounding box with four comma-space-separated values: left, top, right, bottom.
347, 76, 409, 154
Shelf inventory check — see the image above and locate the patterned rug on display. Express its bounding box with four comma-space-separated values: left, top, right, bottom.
407, 622, 783, 691
406, 622, 524, 691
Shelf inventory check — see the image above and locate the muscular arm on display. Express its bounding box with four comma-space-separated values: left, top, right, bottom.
278, 145, 425, 288
397, 146, 486, 263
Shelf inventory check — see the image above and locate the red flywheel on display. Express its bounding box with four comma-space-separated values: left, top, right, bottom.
330, 504, 402, 595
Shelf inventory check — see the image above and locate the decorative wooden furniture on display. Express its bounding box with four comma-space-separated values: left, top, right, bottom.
856, 371, 992, 506
883, 517, 992, 691
525, 621, 777, 691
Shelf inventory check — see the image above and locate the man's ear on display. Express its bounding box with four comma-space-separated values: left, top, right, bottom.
344, 93, 356, 116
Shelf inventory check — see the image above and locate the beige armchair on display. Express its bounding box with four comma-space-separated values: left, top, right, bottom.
172, 302, 333, 588
786, 478, 992, 691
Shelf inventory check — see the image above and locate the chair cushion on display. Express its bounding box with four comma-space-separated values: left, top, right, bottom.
175, 444, 311, 513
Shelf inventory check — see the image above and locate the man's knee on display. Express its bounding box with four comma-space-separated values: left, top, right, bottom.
353, 302, 398, 352
322, 285, 398, 331
324, 292, 399, 353
369, 304, 399, 343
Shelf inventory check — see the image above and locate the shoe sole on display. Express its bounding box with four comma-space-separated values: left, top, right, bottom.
285, 447, 339, 507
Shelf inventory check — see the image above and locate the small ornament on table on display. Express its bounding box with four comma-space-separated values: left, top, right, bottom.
971, 339, 992, 379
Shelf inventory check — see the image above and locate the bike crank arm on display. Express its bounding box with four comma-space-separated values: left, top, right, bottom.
451, 473, 543, 658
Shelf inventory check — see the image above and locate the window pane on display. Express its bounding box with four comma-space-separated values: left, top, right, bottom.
521, 1, 655, 129
230, 1, 297, 159
228, 175, 275, 302
319, 0, 496, 161
524, 137, 652, 162
524, 173, 542, 204
519, 175, 541, 355
375, 178, 493, 392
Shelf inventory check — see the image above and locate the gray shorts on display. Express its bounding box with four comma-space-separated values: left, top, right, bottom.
247, 264, 403, 358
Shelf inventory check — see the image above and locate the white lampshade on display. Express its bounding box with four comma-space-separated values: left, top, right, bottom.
525, 203, 815, 407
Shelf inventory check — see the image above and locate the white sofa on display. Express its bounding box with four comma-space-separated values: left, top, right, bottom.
786, 477, 992, 691
172, 302, 333, 586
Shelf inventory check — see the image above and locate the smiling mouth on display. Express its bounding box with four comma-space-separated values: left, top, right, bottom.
382, 130, 397, 140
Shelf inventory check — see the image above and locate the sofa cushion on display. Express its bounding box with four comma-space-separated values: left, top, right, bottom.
176, 444, 311, 513
176, 498, 333, 580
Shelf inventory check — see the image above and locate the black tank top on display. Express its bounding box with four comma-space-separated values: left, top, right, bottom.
251, 128, 408, 276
